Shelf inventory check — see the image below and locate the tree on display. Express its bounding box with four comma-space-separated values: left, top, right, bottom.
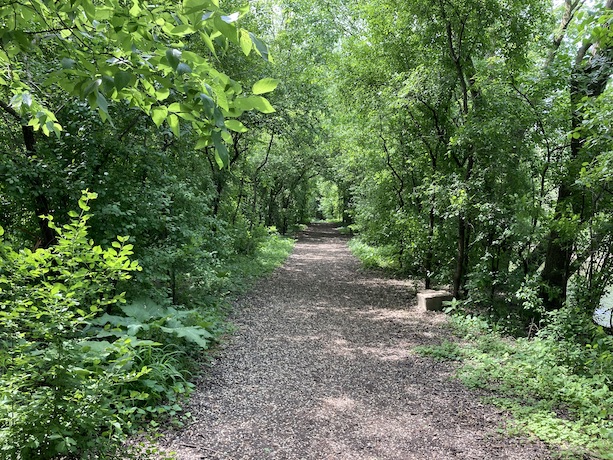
541, 0, 613, 308
0, 0, 275, 245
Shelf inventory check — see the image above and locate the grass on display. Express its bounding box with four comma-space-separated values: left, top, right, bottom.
415, 314, 613, 459
217, 233, 295, 295
347, 238, 401, 271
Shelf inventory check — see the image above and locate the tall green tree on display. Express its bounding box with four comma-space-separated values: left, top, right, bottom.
0, 0, 275, 246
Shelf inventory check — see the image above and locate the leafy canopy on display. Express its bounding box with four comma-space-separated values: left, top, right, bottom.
0, 0, 276, 167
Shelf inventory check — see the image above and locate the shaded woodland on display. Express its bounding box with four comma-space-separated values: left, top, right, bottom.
1, 0, 613, 457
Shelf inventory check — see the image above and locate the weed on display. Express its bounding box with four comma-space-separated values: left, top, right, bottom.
415, 341, 464, 361
442, 311, 613, 458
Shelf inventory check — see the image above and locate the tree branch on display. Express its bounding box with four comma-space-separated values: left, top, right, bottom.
0, 100, 22, 121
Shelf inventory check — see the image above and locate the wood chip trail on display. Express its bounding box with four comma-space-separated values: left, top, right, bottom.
159, 223, 550, 459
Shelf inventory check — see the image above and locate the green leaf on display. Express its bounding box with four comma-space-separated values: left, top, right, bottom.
213, 107, 225, 127
96, 92, 109, 115
252, 78, 279, 95
166, 48, 182, 70
213, 14, 239, 44
167, 102, 182, 113
212, 130, 228, 168
249, 32, 270, 61
183, 0, 216, 14
171, 24, 195, 36
239, 29, 252, 56
82, 0, 96, 19
61, 58, 76, 69
129, 0, 141, 16
168, 113, 180, 137
151, 106, 168, 127
234, 95, 275, 113
114, 71, 132, 91
82, 78, 101, 97
177, 63, 192, 75
159, 325, 212, 349
101, 75, 115, 93
199, 92, 215, 117
225, 119, 248, 133
200, 31, 217, 56
195, 136, 210, 149
13, 31, 32, 52
156, 87, 170, 101
121, 299, 167, 322
221, 130, 232, 143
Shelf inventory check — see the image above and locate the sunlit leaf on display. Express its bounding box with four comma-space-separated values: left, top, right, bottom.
234, 95, 275, 113
151, 106, 168, 127
225, 119, 248, 133
165, 48, 181, 70
168, 113, 180, 137
212, 130, 228, 168
252, 78, 279, 95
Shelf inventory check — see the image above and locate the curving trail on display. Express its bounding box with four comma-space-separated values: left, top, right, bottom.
159, 223, 550, 459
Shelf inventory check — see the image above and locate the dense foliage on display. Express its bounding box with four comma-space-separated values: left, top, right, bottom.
0, 0, 306, 457
324, 0, 613, 320
323, 0, 613, 454
1, 0, 613, 457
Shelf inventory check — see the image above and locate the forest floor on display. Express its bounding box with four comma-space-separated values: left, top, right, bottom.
156, 223, 552, 459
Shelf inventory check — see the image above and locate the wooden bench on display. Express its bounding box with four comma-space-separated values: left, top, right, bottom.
417, 290, 453, 311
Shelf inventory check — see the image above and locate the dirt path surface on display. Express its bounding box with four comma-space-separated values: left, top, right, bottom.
159, 223, 550, 459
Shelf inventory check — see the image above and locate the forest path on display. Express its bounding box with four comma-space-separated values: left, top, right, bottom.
159, 223, 550, 459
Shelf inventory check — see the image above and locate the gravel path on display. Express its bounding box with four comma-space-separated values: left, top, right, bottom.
159, 223, 551, 459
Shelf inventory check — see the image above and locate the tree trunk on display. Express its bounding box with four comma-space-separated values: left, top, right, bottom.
453, 215, 468, 298
541, 6, 613, 308
22, 126, 55, 247
425, 205, 435, 290
0, 101, 55, 247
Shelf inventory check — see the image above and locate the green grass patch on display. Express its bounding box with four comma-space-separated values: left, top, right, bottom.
347, 238, 400, 271
335, 225, 353, 235
215, 233, 295, 295
416, 313, 613, 459
414, 341, 464, 362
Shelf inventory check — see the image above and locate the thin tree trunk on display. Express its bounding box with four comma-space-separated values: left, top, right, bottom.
425, 205, 435, 290
541, 1, 613, 308
0, 101, 56, 247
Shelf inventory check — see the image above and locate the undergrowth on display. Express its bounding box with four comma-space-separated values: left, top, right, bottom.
416, 312, 613, 459
0, 194, 295, 459
347, 238, 400, 271
217, 232, 296, 295
350, 236, 613, 457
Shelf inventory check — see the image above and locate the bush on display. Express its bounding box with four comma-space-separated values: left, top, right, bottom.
0, 192, 218, 459
423, 309, 613, 457
347, 238, 401, 271
0, 191, 145, 458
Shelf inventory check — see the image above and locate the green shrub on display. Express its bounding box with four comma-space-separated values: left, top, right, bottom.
0, 191, 145, 458
347, 238, 400, 271
414, 341, 464, 361
440, 308, 613, 458
0, 191, 218, 459
0, 190, 295, 459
